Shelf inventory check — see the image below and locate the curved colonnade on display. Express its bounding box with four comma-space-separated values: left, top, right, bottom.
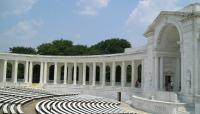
0, 51, 145, 88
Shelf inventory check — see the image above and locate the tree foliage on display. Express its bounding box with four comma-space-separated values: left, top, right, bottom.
10, 47, 37, 54
91, 38, 131, 54
10, 38, 131, 55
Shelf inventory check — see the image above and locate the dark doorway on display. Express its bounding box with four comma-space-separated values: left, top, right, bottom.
96, 66, 100, 82
165, 75, 172, 91
115, 65, 121, 83
86, 66, 90, 81
18, 63, 25, 81
126, 65, 132, 83
106, 66, 111, 82
49, 65, 54, 81
6, 63, 12, 80
32, 64, 40, 83
60, 66, 64, 81
137, 64, 142, 83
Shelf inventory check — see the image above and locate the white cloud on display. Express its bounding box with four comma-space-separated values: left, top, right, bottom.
125, 0, 183, 46
0, 0, 38, 18
0, 20, 43, 51
77, 0, 110, 16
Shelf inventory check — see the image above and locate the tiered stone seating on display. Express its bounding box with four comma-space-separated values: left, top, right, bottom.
35, 95, 131, 114
0, 86, 61, 114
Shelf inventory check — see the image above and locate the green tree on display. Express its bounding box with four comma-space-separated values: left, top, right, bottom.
64, 45, 89, 55
10, 47, 37, 54
90, 38, 131, 54
37, 39, 73, 55
37, 43, 58, 55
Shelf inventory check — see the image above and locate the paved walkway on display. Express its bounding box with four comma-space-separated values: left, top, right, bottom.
120, 102, 151, 114
23, 99, 42, 114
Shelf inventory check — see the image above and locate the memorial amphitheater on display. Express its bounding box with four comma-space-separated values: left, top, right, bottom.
1, 3, 200, 114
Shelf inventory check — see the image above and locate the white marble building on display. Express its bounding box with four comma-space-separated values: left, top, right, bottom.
1, 3, 200, 114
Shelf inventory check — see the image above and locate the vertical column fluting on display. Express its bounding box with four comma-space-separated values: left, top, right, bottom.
141, 59, 144, 88
155, 57, 159, 90
29, 61, 33, 83
64, 62, 68, 84
102, 62, 106, 86
24, 61, 29, 83
3, 60, 7, 83
73, 62, 77, 85
92, 62, 96, 86
160, 57, 163, 90
43, 62, 47, 84
111, 61, 116, 86
14, 60, 18, 83
54, 62, 58, 84
83, 62, 86, 85
175, 58, 180, 91
131, 60, 135, 88
39, 62, 44, 84
121, 61, 125, 87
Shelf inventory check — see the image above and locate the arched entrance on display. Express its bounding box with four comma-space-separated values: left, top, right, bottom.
126, 65, 132, 86
86, 66, 90, 84
115, 65, 121, 86
106, 66, 111, 85
17, 63, 25, 82
96, 66, 100, 84
6, 62, 12, 82
32, 64, 40, 83
49, 65, 54, 83
60, 66, 64, 82
156, 23, 181, 92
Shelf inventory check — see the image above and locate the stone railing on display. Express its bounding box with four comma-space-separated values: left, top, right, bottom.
43, 84, 142, 101
131, 95, 186, 114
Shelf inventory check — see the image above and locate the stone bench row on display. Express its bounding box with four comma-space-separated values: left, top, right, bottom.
0, 87, 60, 114
36, 99, 127, 114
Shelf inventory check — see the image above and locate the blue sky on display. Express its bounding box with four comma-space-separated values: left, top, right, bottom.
0, 0, 197, 52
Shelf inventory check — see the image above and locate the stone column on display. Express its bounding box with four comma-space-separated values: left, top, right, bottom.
111, 61, 116, 86
73, 62, 77, 85
14, 60, 18, 83
160, 57, 163, 90
131, 60, 135, 88
155, 57, 159, 90
92, 62, 96, 86
121, 61, 125, 87
39, 62, 44, 84
141, 59, 144, 88
24, 61, 29, 83
175, 58, 180, 91
83, 62, 86, 85
3, 60, 7, 83
43, 62, 47, 84
54, 62, 58, 84
64, 62, 68, 84
29, 61, 33, 83
68, 65, 72, 84
102, 62, 106, 86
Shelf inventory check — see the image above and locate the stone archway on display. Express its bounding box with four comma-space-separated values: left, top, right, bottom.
156, 23, 181, 92
32, 64, 40, 83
